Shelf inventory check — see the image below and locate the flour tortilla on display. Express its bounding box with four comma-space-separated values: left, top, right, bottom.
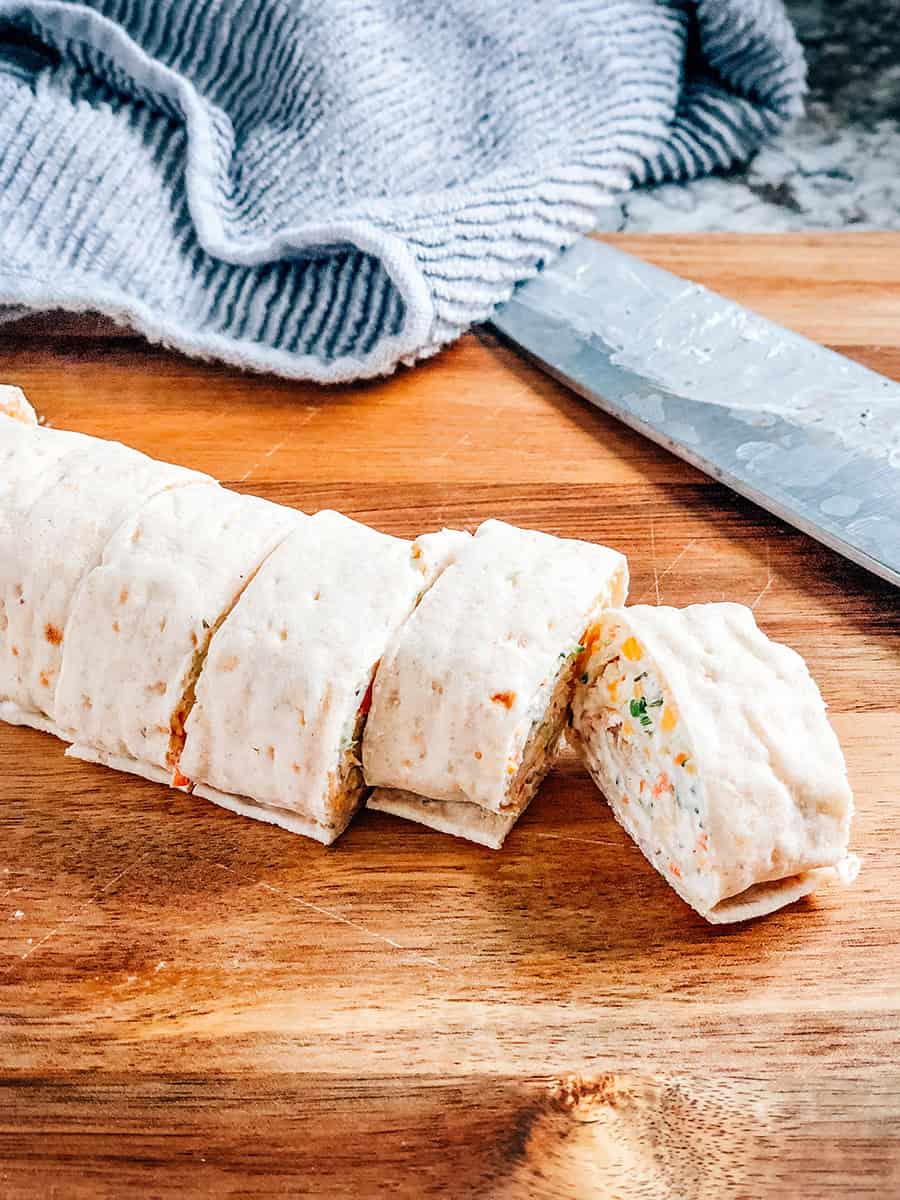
703, 857, 860, 924
180, 513, 468, 842
57, 482, 303, 779
192, 782, 344, 843
1, 422, 209, 724
62, 741, 173, 787
570, 604, 857, 923
0, 386, 36, 424
368, 787, 525, 849
362, 520, 628, 829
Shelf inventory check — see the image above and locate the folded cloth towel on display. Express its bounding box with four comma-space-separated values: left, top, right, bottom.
0, 2, 804, 382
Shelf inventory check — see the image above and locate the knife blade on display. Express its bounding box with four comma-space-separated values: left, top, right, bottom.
489, 239, 900, 588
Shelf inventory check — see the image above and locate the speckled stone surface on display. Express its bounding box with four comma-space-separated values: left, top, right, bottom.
621, 1, 900, 231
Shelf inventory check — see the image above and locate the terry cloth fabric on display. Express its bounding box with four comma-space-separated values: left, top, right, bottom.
0, 2, 805, 383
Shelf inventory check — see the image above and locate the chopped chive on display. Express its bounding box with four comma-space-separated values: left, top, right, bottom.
580, 672, 589, 684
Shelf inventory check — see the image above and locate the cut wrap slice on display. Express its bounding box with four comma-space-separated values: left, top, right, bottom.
363, 519, 629, 845
1, 399, 209, 730
180, 512, 469, 844
569, 603, 858, 923
55, 483, 303, 785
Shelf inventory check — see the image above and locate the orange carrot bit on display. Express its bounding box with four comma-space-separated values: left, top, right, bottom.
621, 636, 642, 661
652, 771, 673, 799
638, 779, 645, 793
581, 623, 602, 655
172, 769, 191, 789
491, 690, 516, 709
696, 832, 709, 853
357, 678, 374, 716
674, 752, 689, 767
668, 861, 682, 878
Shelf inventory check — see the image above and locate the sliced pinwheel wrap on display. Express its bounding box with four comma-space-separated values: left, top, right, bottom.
363, 519, 628, 845
569, 603, 858, 923
55, 482, 303, 785
0, 397, 208, 732
180, 512, 468, 843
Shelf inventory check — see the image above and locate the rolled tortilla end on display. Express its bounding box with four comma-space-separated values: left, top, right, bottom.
701, 856, 861, 924
65, 741, 174, 788
570, 603, 856, 923
368, 787, 526, 849
192, 783, 346, 845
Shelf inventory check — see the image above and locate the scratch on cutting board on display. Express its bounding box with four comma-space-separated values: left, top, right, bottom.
633, 538, 698, 605
751, 542, 774, 611
256, 880, 446, 971
3, 849, 154, 975
430, 429, 471, 467
528, 832, 623, 849
650, 519, 660, 605
212, 864, 445, 971
238, 440, 286, 483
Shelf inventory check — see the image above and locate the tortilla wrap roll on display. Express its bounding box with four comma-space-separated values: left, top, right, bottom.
569, 604, 858, 923
1, 405, 209, 732
362, 520, 629, 845
180, 512, 468, 844
55, 482, 303, 784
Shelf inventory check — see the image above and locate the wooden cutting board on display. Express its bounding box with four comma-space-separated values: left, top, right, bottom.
2, 234, 899, 1199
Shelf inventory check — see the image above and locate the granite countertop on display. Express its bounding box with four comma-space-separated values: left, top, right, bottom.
622, 0, 900, 232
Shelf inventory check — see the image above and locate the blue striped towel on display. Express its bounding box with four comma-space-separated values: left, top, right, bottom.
0, 2, 804, 382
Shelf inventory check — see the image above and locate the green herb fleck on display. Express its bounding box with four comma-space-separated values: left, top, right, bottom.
580, 672, 589, 684
559, 642, 586, 661
630, 696, 657, 731
648, 697, 663, 708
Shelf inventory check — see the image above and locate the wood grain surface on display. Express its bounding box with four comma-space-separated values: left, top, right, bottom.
1, 234, 899, 1198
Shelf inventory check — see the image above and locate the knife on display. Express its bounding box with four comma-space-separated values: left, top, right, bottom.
489, 239, 900, 589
